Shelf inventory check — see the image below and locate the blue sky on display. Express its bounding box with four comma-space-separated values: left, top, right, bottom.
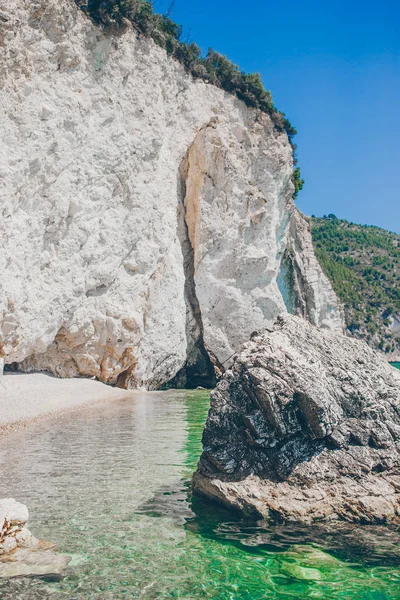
156, 0, 399, 232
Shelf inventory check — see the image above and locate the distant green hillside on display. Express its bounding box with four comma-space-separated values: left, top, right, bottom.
310, 215, 400, 357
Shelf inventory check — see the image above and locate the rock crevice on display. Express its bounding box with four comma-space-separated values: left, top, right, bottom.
167, 146, 218, 389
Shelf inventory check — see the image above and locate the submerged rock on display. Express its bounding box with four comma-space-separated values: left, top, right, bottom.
0, 548, 70, 580
0, 498, 70, 579
193, 314, 400, 523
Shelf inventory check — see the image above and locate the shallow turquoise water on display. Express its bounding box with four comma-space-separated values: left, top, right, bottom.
0, 390, 399, 599
391, 362, 400, 370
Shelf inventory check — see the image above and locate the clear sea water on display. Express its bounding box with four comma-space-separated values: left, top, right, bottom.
391, 362, 400, 370
0, 390, 399, 599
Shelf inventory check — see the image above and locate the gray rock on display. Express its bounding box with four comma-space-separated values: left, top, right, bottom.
193, 314, 400, 523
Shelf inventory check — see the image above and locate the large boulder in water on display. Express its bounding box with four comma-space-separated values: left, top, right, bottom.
193, 314, 400, 523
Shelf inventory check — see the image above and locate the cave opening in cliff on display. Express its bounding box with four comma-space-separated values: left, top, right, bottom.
167, 340, 217, 390
3, 362, 19, 372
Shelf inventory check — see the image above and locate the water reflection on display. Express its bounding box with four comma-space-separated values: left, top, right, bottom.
0, 390, 399, 599
138, 476, 400, 567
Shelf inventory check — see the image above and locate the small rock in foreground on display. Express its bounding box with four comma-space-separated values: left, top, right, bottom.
0, 498, 70, 579
193, 314, 400, 524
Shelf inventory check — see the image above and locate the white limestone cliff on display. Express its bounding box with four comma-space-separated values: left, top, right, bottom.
0, 0, 342, 389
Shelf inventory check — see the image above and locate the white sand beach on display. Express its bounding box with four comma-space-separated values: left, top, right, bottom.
0, 373, 130, 433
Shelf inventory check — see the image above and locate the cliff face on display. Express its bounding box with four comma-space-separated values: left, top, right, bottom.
0, 0, 342, 389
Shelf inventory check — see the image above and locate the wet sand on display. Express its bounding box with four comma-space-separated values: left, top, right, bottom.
0, 372, 130, 434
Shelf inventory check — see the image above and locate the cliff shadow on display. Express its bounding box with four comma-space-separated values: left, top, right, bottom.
164, 148, 217, 389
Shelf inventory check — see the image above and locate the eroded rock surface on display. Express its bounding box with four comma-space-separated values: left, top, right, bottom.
0, 498, 69, 579
0, 0, 341, 389
193, 315, 400, 523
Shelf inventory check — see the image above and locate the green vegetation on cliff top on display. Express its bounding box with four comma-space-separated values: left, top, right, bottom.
310, 215, 400, 355
74, 0, 304, 197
